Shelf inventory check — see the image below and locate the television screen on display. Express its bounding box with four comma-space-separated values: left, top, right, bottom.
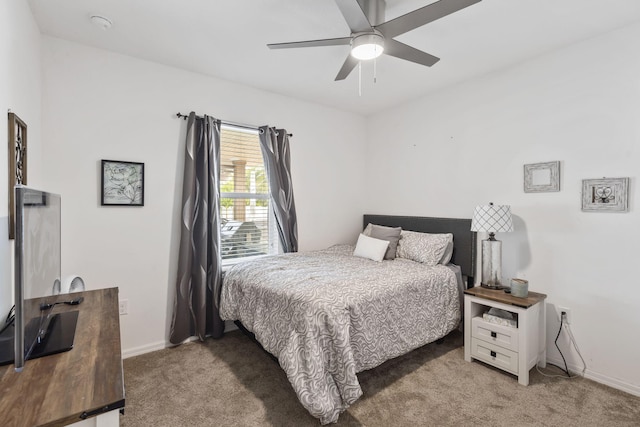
12, 186, 78, 372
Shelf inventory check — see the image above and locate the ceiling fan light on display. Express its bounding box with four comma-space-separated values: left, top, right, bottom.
351, 34, 384, 60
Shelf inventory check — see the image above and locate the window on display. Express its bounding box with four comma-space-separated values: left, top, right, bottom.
220, 126, 276, 263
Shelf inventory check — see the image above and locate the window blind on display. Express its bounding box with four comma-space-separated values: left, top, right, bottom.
220, 126, 272, 261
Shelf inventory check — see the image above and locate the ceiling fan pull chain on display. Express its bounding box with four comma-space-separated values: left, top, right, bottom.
358, 61, 362, 97
374, 57, 377, 84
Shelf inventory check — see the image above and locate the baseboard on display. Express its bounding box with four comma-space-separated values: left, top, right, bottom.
546, 356, 640, 397
121, 321, 239, 359
122, 340, 167, 359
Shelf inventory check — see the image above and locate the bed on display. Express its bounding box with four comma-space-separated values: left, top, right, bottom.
219, 215, 476, 424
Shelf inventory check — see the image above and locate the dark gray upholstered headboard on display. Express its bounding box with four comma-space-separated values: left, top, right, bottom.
363, 214, 476, 288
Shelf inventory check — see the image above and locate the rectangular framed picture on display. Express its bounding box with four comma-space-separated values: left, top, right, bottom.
581, 177, 629, 212
524, 161, 560, 193
101, 160, 145, 206
8, 112, 28, 239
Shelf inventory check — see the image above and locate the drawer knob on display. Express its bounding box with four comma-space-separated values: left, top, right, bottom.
490, 351, 497, 358
490, 331, 497, 338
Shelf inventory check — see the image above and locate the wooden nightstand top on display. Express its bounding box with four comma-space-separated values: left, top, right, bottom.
464, 286, 547, 308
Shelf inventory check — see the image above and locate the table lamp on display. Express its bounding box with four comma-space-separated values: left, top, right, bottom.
471, 202, 514, 289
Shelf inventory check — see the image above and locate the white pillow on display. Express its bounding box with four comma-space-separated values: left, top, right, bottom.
397, 230, 452, 266
353, 233, 389, 262
362, 223, 402, 259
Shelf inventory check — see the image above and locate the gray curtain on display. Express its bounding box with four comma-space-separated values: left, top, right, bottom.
259, 126, 298, 253
170, 112, 224, 344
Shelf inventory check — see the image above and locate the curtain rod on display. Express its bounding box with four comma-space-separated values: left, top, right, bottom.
175, 113, 292, 137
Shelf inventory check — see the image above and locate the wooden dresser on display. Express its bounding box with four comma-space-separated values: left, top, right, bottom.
0, 288, 125, 427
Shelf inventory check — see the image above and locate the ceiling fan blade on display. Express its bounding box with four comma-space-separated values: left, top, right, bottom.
335, 54, 359, 81
334, 0, 373, 33
376, 0, 481, 39
384, 39, 440, 67
268, 37, 352, 50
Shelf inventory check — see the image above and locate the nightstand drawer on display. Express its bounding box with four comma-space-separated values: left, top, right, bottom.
471, 338, 518, 375
472, 316, 519, 352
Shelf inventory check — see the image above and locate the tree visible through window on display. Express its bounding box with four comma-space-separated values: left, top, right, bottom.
220, 126, 275, 262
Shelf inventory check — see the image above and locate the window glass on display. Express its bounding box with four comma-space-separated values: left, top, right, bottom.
220, 126, 275, 262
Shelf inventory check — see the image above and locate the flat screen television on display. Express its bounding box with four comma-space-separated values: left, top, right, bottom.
6, 185, 79, 371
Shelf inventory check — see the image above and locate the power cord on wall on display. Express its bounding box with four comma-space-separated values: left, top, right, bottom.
536, 311, 587, 379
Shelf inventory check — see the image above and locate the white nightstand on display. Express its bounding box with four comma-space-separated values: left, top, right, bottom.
463, 287, 547, 386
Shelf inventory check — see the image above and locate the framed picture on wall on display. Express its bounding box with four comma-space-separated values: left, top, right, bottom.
581, 177, 629, 212
523, 161, 560, 193
8, 112, 28, 239
101, 159, 145, 206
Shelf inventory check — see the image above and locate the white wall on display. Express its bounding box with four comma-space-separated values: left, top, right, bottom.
0, 0, 42, 319
24, 2, 640, 398
366, 23, 640, 395
40, 36, 367, 356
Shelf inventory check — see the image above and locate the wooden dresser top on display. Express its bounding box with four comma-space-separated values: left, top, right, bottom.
0, 288, 124, 427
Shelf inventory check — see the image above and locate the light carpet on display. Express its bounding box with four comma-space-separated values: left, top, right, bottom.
121, 330, 639, 426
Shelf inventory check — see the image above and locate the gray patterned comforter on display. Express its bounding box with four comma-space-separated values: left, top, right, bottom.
220, 244, 461, 424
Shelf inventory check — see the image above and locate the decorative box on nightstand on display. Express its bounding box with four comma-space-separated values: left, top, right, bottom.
463, 287, 547, 386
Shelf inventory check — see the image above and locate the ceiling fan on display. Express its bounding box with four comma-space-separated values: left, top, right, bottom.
268, 0, 481, 81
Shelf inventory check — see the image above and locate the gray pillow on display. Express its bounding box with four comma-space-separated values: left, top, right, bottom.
439, 239, 454, 264
364, 224, 402, 260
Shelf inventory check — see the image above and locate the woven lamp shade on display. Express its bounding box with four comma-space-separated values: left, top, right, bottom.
471, 204, 514, 233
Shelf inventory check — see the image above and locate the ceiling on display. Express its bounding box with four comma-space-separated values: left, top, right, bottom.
27, 0, 640, 116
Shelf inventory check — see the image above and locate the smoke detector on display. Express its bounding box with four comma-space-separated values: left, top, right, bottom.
90, 15, 113, 30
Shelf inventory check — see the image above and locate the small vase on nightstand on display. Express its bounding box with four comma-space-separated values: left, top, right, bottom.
510, 278, 529, 298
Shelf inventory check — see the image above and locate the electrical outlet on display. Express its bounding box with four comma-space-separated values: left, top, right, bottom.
559, 306, 571, 324
119, 299, 129, 315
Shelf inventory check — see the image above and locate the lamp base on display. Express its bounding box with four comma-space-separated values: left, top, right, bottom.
480, 238, 504, 288
480, 283, 507, 290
